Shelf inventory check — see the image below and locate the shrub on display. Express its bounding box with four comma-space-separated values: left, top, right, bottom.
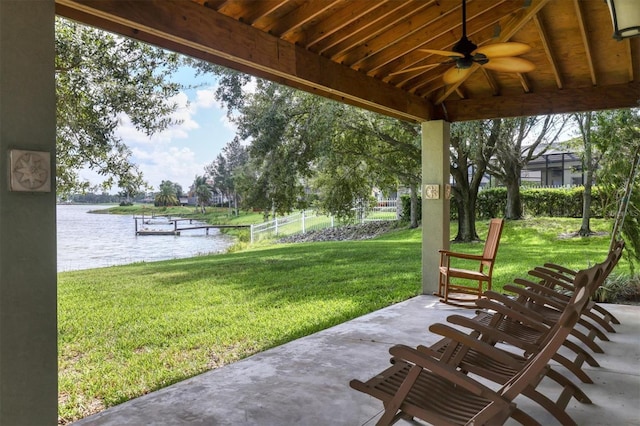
477, 188, 507, 218
403, 185, 616, 222
400, 194, 422, 222
593, 273, 640, 303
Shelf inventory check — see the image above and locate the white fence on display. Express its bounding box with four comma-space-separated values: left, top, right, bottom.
250, 199, 400, 242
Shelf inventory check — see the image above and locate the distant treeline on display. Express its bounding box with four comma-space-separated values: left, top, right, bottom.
59, 192, 148, 205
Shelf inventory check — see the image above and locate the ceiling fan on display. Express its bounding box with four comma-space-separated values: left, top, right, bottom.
391, 0, 535, 84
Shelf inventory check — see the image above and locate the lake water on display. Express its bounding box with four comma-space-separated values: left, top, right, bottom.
57, 204, 235, 272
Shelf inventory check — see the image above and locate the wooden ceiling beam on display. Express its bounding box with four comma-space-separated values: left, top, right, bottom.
194, 0, 226, 8
440, 81, 640, 121
517, 73, 531, 93
573, 0, 596, 86
353, 0, 462, 70
55, 0, 434, 122
625, 39, 634, 82
336, 1, 439, 67
632, 37, 640, 82
263, 1, 341, 39
211, 0, 250, 19
236, 1, 290, 27
318, 2, 410, 58
481, 68, 501, 96
533, 13, 563, 89
302, 1, 380, 49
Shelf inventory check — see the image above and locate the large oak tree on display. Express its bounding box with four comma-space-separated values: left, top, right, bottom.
55, 18, 183, 195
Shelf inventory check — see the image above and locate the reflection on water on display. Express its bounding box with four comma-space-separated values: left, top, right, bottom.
57, 204, 235, 272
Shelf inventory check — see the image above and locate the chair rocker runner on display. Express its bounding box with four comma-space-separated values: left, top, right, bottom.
437, 218, 504, 307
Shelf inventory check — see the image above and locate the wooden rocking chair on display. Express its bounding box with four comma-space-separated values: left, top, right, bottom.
437, 218, 504, 307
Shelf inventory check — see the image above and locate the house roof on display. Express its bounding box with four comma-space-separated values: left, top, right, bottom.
56, 0, 639, 123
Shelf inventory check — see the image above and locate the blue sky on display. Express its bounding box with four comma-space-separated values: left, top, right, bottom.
79, 67, 239, 193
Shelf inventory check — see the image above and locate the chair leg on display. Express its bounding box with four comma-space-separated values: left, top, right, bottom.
434, 272, 445, 298
510, 408, 542, 426
592, 303, 621, 325
552, 352, 593, 384
583, 310, 616, 334
546, 367, 592, 404
522, 386, 577, 426
569, 327, 605, 354
562, 338, 600, 367
442, 275, 450, 304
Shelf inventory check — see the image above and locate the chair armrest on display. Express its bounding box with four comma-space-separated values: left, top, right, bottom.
475, 297, 549, 332
446, 314, 539, 354
511, 278, 571, 304
439, 250, 487, 262
482, 291, 547, 323
506, 283, 566, 312
543, 262, 578, 277
388, 344, 504, 400
530, 268, 576, 292
427, 323, 523, 369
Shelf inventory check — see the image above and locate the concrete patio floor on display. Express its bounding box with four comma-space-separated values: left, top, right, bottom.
75, 295, 640, 425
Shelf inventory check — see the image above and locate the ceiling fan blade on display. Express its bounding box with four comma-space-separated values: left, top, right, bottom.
443, 66, 473, 85
388, 63, 441, 76
418, 48, 464, 58
483, 57, 535, 73
474, 42, 531, 58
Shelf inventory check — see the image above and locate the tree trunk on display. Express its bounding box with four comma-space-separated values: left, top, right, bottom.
409, 184, 418, 228
577, 111, 593, 236
504, 178, 523, 219
454, 189, 479, 241
579, 158, 594, 236
232, 192, 237, 216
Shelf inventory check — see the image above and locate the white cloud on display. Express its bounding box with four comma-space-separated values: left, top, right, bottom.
131, 146, 205, 191
79, 82, 237, 194
116, 92, 200, 145
195, 87, 218, 108
220, 113, 237, 134
242, 78, 258, 96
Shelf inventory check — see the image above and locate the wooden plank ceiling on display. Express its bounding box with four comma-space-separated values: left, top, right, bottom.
56, 0, 640, 123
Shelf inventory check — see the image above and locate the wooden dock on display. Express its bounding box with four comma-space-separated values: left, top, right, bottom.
134, 215, 250, 236
137, 230, 180, 236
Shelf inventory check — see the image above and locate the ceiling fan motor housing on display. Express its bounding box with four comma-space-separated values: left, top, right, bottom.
453, 35, 488, 68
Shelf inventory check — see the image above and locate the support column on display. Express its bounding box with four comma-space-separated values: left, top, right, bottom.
0, 0, 57, 423
421, 120, 450, 294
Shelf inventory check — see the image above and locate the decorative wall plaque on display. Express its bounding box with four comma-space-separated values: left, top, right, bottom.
9, 149, 51, 192
423, 184, 440, 200
445, 184, 451, 200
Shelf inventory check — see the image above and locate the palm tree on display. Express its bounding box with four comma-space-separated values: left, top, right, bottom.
192, 175, 213, 213
155, 180, 179, 207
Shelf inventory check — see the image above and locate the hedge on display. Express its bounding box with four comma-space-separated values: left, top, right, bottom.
401, 186, 615, 221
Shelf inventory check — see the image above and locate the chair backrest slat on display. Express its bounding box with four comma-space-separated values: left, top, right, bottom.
482, 218, 504, 267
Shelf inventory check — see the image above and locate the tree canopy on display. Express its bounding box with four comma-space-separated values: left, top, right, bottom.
55, 17, 183, 195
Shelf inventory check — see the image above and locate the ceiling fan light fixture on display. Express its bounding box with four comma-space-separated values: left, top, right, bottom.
605, 0, 640, 40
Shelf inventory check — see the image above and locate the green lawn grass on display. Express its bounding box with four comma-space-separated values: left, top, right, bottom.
58, 217, 619, 423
